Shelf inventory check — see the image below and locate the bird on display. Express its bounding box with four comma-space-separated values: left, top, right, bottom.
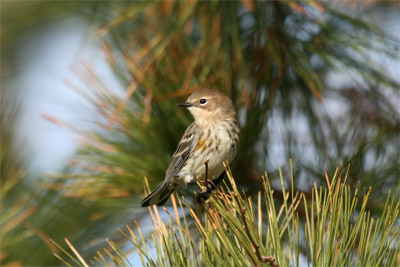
141, 88, 240, 207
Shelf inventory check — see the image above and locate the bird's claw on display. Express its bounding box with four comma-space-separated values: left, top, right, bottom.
196, 180, 216, 204
196, 190, 210, 204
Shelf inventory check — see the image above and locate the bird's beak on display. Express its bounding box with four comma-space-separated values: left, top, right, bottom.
177, 102, 192, 108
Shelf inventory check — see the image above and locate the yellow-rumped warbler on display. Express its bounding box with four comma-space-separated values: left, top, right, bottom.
141, 88, 240, 207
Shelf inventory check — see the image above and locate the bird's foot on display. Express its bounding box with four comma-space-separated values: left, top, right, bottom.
196, 190, 210, 204
196, 180, 217, 204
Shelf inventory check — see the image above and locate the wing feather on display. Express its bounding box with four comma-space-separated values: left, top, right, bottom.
163, 122, 196, 183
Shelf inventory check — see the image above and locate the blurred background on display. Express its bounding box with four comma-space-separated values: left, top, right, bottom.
1, 0, 399, 265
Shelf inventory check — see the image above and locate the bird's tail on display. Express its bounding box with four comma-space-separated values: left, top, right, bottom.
141, 182, 175, 207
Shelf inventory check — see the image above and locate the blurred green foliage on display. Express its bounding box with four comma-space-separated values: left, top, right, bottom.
1, 0, 399, 265
1, 98, 33, 266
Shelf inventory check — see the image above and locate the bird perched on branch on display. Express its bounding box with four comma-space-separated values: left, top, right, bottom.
141, 88, 240, 207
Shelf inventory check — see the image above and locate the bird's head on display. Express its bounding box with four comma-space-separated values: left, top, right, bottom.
177, 88, 236, 123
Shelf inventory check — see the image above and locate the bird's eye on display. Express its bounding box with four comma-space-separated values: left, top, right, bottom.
199, 98, 207, 105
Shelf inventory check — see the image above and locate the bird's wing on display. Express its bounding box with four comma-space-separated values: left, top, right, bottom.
164, 122, 197, 183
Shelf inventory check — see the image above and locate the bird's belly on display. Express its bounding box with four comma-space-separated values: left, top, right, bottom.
178, 129, 237, 184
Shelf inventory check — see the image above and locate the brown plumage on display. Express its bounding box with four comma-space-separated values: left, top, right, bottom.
141, 89, 240, 207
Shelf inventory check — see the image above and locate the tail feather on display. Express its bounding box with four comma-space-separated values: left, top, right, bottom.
141, 182, 175, 207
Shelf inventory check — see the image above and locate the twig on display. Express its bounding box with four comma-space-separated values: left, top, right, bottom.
233, 192, 278, 267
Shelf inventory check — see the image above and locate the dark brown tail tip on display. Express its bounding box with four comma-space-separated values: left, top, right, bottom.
141, 200, 150, 207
